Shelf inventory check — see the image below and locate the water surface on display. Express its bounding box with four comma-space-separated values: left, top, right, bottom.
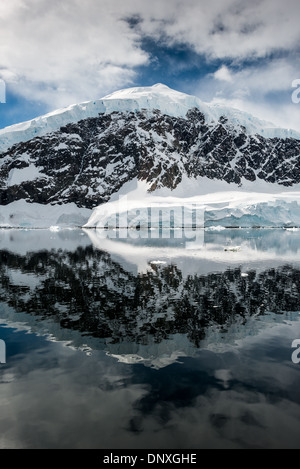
0, 228, 299, 449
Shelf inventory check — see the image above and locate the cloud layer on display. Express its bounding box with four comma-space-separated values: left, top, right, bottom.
0, 0, 149, 107
0, 0, 299, 128
204, 58, 300, 129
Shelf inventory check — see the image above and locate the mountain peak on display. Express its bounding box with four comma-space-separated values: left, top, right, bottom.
103, 83, 186, 100
104, 83, 171, 96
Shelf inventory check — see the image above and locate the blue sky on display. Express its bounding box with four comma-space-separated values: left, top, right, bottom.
0, 0, 299, 131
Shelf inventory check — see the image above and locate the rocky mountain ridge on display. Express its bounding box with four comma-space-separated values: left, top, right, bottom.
0, 85, 300, 209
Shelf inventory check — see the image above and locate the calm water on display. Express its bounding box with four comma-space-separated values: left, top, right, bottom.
0, 228, 300, 449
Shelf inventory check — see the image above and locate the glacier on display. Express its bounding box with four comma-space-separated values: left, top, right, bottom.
84, 177, 300, 230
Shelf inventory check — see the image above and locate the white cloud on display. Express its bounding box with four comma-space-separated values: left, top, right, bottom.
131, 0, 300, 60
190, 57, 300, 131
214, 66, 233, 83
0, 0, 299, 127
209, 58, 300, 98
0, 0, 149, 107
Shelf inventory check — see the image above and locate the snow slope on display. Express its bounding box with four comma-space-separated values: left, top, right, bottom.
1, 176, 299, 229
1, 84, 299, 153
0, 200, 91, 228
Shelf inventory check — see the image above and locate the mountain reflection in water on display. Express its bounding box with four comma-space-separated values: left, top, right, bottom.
0, 228, 299, 366
0, 228, 300, 449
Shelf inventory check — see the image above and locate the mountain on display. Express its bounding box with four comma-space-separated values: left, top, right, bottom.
0, 84, 300, 228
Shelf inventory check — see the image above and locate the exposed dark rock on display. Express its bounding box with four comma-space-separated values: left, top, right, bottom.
0, 108, 300, 208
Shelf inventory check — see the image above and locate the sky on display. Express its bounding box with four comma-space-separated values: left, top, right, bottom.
0, 0, 300, 131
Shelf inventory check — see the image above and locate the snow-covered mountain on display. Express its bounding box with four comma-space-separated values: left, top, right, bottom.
1, 84, 300, 153
0, 83, 300, 228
